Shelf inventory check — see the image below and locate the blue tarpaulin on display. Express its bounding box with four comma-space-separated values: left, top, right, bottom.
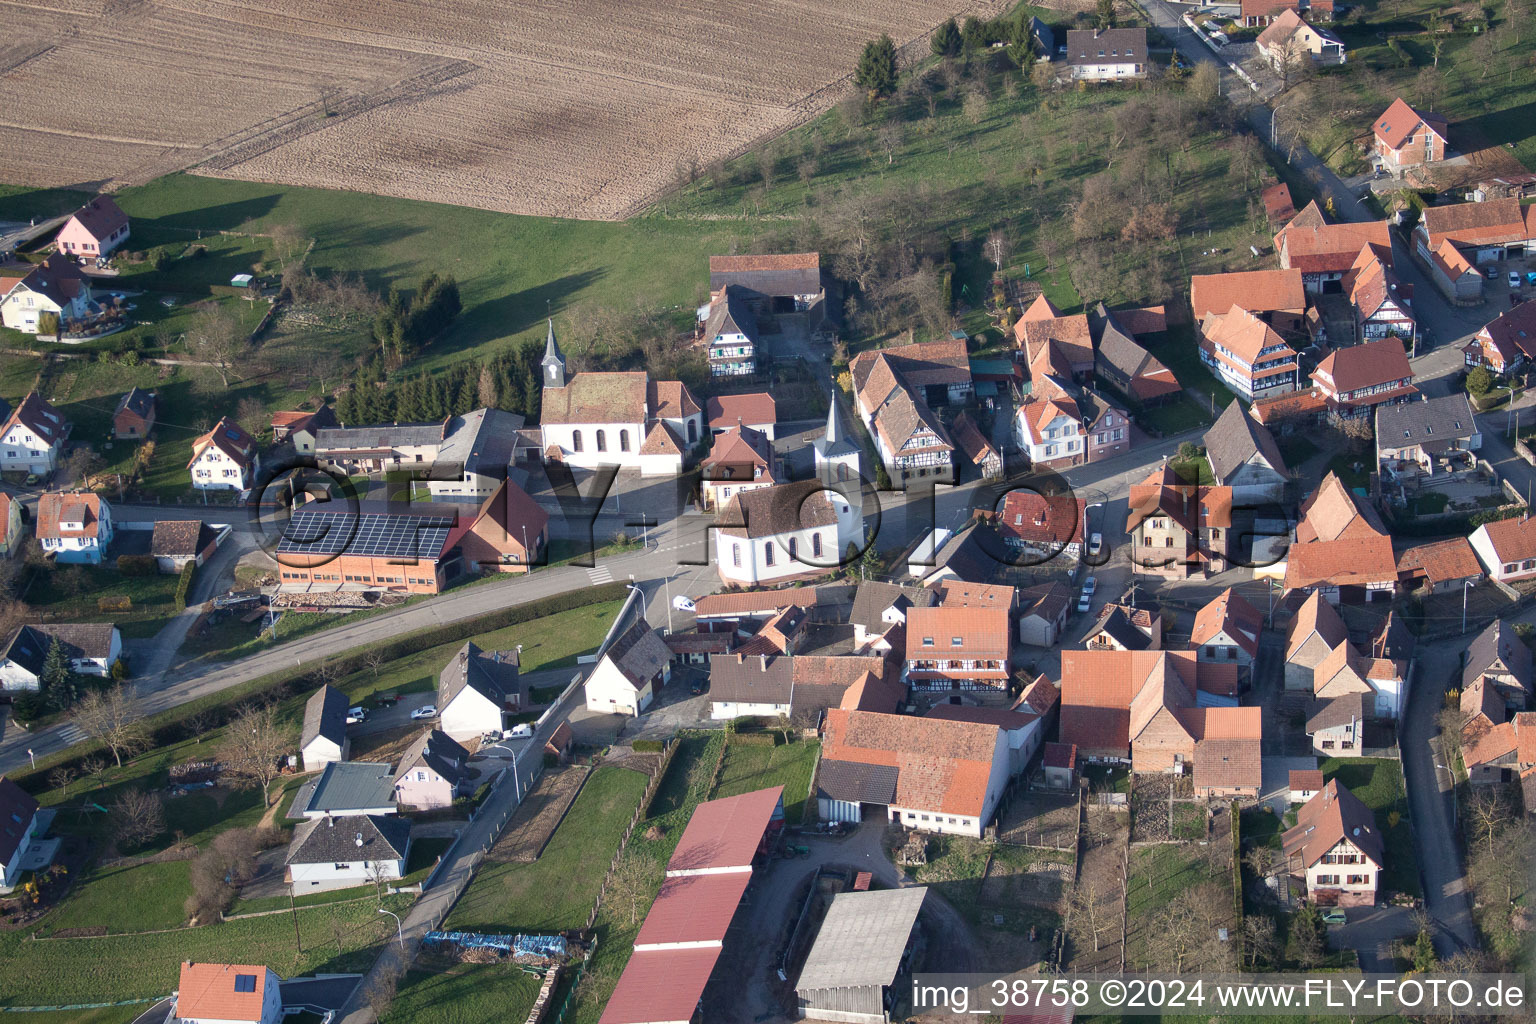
424, 931, 568, 959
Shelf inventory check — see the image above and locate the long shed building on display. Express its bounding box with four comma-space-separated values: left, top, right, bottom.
794, 887, 928, 1023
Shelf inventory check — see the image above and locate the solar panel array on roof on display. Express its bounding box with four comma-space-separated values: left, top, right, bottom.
233, 974, 257, 993
276, 509, 455, 559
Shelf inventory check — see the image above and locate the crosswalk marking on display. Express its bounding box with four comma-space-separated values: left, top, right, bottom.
587, 566, 614, 584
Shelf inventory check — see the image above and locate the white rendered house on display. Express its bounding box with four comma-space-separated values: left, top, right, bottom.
0, 392, 68, 474
715, 480, 861, 587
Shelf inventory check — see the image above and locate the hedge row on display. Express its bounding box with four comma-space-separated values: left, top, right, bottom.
13, 581, 630, 793
631, 739, 665, 753
174, 561, 197, 612
728, 732, 781, 747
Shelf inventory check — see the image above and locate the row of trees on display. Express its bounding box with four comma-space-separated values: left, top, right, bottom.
373, 272, 462, 369
333, 340, 545, 426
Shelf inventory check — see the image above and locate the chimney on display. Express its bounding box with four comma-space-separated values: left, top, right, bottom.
737, 652, 744, 664
760, 654, 768, 672
326, 815, 334, 827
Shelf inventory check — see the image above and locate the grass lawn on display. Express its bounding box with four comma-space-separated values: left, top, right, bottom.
0, 1008, 149, 1024
1082, 764, 1130, 793
34, 858, 192, 936
1276, 434, 1320, 467
712, 739, 818, 823
0, 892, 412, 1006
22, 564, 181, 639
1324, 453, 1371, 492
1146, 324, 1237, 411
1168, 453, 1215, 486
1140, 396, 1213, 439
1319, 757, 1419, 897
445, 763, 648, 934
1125, 843, 1211, 922
385, 964, 542, 1024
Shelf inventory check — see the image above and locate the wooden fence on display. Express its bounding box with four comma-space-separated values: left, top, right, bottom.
583, 737, 676, 932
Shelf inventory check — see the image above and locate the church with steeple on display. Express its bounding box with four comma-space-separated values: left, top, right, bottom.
814, 391, 862, 485
537, 318, 703, 477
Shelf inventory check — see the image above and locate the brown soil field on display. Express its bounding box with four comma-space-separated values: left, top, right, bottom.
0, 0, 1009, 218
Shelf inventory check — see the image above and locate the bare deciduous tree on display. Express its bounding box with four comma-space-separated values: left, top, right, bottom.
111, 787, 166, 849
220, 703, 296, 806
62, 447, 105, 489
1467, 787, 1511, 850
186, 306, 249, 388
48, 765, 76, 799
606, 851, 661, 925
73, 685, 148, 768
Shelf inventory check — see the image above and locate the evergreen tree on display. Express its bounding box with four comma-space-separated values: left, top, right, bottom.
1005, 17, 1037, 69
1410, 928, 1437, 973
931, 17, 960, 57
961, 16, 987, 54
41, 637, 76, 712
854, 35, 898, 99
477, 363, 498, 409
1095, 0, 1117, 30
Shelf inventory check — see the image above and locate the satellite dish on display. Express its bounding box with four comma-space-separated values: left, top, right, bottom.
355, 833, 364, 847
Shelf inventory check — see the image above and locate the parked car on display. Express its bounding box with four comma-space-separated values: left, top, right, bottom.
1511, 271, 1523, 289
672, 594, 697, 613
410, 704, 438, 720
346, 707, 367, 725
1077, 577, 1097, 613
505, 723, 534, 739
374, 693, 399, 707
1486, 265, 1500, 280
22, 473, 38, 486
690, 679, 709, 696
1088, 532, 1103, 557
1321, 908, 1347, 926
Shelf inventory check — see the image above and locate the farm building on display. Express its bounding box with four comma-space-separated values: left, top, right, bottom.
708, 252, 834, 334
150, 519, 219, 573
599, 787, 783, 1024
300, 684, 350, 771
271, 406, 338, 454
794, 887, 928, 1024
112, 387, 155, 439
314, 407, 524, 499
274, 503, 467, 595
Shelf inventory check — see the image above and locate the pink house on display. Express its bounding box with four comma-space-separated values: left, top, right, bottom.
56, 197, 130, 260
393, 729, 470, 810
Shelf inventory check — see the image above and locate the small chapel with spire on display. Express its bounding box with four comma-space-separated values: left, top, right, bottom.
814, 390, 862, 485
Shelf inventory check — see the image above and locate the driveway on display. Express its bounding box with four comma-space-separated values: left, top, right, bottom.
1331, 905, 1419, 972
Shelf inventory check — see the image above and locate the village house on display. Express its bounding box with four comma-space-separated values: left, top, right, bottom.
995, 488, 1085, 563
1282, 780, 1384, 907
700, 284, 759, 376
709, 650, 795, 720
692, 584, 855, 629
1257, 9, 1346, 68
112, 387, 155, 439
1057, 650, 1259, 796
1241, 0, 1333, 26
173, 962, 282, 1024
708, 252, 832, 332
1464, 620, 1532, 715
793, 657, 903, 729
1312, 637, 1408, 720
393, 729, 471, 810
1373, 98, 1448, 178
1375, 392, 1479, 479
1289, 768, 1323, 803
274, 503, 464, 594
1462, 302, 1536, 374
539, 321, 701, 475
0, 493, 21, 558
850, 339, 970, 484
1015, 295, 1095, 379
0, 777, 40, 893
1189, 588, 1263, 677
1468, 514, 1536, 584
1014, 389, 1085, 469
1346, 244, 1415, 341
1083, 603, 1162, 652
849, 580, 934, 652
1283, 473, 1398, 604
1275, 203, 1392, 293
1460, 710, 1536, 789
56, 196, 130, 259
1125, 465, 1233, 579
1065, 27, 1148, 80
1460, 623, 1536, 786
1091, 304, 1181, 407
0, 623, 121, 692
924, 703, 1043, 776
1198, 304, 1300, 400
438, 641, 521, 740
706, 393, 776, 439
583, 618, 671, 717
456, 477, 549, 574
296, 762, 397, 819
0, 392, 68, 475
918, 524, 1011, 586
0, 255, 94, 335
951, 411, 1003, 481
315, 407, 525, 498
903, 605, 1011, 692
1204, 400, 1289, 506
1427, 238, 1485, 306
188, 417, 260, 492
150, 520, 219, 573
716, 480, 858, 587
1190, 268, 1307, 334
1080, 389, 1132, 463
286, 813, 410, 894
299, 684, 350, 771
701, 423, 777, 512
270, 406, 338, 454
1310, 337, 1416, 422
1284, 592, 1350, 691
36, 491, 113, 564
1417, 199, 1536, 302
1018, 581, 1072, 647
1396, 537, 1482, 596
816, 709, 1009, 837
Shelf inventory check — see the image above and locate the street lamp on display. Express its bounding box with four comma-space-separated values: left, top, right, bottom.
378, 906, 404, 950
1462, 579, 1474, 635
482, 742, 523, 801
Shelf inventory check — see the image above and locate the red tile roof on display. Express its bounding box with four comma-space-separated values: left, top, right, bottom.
64, 196, 128, 243
1189, 587, 1262, 658
1282, 779, 1383, 868
668, 787, 783, 873
822, 709, 1001, 817
996, 489, 1085, 546
1042, 742, 1076, 771
706, 392, 776, 429
1420, 197, 1529, 249
1312, 338, 1414, 398
1286, 592, 1349, 661
1276, 205, 1392, 273
36, 491, 105, 541
1373, 97, 1448, 151
1289, 768, 1323, 792
905, 606, 1011, 661
175, 963, 271, 1023
1284, 535, 1399, 592
188, 416, 257, 469
924, 703, 1039, 732
1190, 269, 1305, 320
1396, 537, 1481, 585
1475, 302, 1536, 366
1296, 472, 1386, 543
1475, 514, 1536, 567
1261, 182, 1296, 227
709, 252, 819, 273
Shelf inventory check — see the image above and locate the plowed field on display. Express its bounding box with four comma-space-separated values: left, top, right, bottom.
0, 0, 1005, 218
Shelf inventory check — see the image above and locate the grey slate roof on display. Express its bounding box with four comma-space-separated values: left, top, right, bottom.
151, 519, 215, 558
1464, 619, 1533, 693
704, 284, 759, 345
849, 581, 935, 634
1205, 400, 1288, 485
114, 386, 154, 421
814, 390, 861, 460
1065, 27, 1147, 66
316, 421, 446, 452
1086, 605, 1154, 651
926, 524, 1007, 583
439, 641, 520, 710
816, 758, 898, 805
1, 623, 117, 676
1376, 392, 1477, 449
1305, 692, 1366, 734
603, 619, 671, 688
709, 653, 793, 704
287, 814, 410, 864
302, 762, 397, 815
301, 685, 348, 751
437, 407, 527, 477
0, 777, 39, 868
394, 729, 469, 785
796, 887, 928, 993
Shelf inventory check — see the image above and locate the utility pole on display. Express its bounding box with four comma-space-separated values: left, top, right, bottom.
290, 890, 302, 953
